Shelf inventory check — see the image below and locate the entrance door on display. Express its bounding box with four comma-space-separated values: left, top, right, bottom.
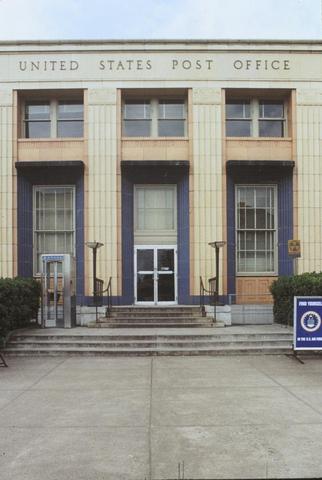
135, 246, 177, 304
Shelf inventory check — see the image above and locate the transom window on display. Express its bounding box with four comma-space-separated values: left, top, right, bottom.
226, 98, 286, 137
23, 98, 83, 138
123, 98, 186, 137
135, 185, 177, 232
33, 186, 75, 273
236, 185, 277, 274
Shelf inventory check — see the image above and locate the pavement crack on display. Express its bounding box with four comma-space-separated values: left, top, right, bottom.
0, 358, 67, 413
250, 361, 322, 419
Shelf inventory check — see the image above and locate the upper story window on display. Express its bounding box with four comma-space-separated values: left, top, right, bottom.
21, 93, 84, 139
226, 95, 288, 138
122, 97, 187, 137
123, 101, 151, 137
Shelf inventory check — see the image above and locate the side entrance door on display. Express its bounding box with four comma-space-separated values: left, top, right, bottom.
134, 246, 177, 305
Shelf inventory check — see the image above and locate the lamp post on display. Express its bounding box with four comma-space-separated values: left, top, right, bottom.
86, 241, 104, 321
209, 241, 226, 319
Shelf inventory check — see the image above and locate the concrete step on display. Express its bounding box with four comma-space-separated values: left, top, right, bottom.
6, 339, 293, 349
110, 307, 201, 312
108, 312, 203, 318
97, 316, 208, 322
5, 325, 293, 356
11, 332, 292, 342
89, 322, 216, 328
4, 345, 293, 356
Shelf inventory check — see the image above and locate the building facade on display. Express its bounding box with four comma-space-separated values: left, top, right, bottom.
0, 39, 320, 322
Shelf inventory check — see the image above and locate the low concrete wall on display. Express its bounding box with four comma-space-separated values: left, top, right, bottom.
204, 305, 232, 326
231, 304, 274, 325
76, 306, 106, 326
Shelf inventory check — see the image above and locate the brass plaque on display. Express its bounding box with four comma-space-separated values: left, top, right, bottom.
288, 239, 301, 257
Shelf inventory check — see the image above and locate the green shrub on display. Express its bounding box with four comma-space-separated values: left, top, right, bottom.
270, 272, 322, 325
0, 277, 41, 342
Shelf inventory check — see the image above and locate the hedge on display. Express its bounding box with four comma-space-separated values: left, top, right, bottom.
270, 272, 322, 325
0, 277, 41, 343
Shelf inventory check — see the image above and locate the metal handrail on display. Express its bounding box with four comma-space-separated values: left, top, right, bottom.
208, 276, 217, 306
104, 277, 112, 317
93, 277, 112, 321
200, 276, 217, 318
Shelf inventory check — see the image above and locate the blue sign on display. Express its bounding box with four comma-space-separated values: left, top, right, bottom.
294, 297, 322, 350
42, 254, 64, 262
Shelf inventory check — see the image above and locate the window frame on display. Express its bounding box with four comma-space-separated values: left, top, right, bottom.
235, 184, 278, 276
226, 97, 288, 138
122, 97, 187, 138
21, 96, 84, 139
33, 185, 76, 275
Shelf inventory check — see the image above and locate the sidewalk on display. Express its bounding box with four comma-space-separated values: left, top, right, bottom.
1, 353, 322, 479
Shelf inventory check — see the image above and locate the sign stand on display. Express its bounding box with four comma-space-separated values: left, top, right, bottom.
286, 347, 305, 364
293, 296, 322, 361
0, 353, 8, 367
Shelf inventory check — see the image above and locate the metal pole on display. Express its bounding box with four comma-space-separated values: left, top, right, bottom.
93, 246, 97, 321
216, 245, 220, 304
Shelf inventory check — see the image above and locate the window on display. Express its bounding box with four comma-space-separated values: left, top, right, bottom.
25, 103, 51, 138
33, 186, 75, 273
123, 98, 186, 137
158, 100, 186, 136
258, 101, 284, 137
23, 98, 83, 138
226, 98, 286, 137
236, 185, 277, 274
226, 101, 251, 137
135, 185, 177, 232
123, 101, 151, 137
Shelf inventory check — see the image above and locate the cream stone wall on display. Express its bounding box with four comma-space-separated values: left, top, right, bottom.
296, 88, 322, 274
3, 40, 322, 301
0, 91, 13, 277
191, 88, 223, 295
86, 89, 118, 295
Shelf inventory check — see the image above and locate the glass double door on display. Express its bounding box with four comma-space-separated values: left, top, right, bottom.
135, 246, 177, 305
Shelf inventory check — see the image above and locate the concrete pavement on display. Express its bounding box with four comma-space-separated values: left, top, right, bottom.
0, 354, 322, 479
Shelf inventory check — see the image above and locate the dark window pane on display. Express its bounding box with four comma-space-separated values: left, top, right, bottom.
57, 121, 83, 137
58, 103, 83, 120
158, 249, 174, 271
246, 232, 255, 249
256, 209, 266, 228
158, 274, 175, 301
25, 103, 50, 120
123, 119, 151, 136
245, 210, 255, 228
137, 274, 154, 302
137, 249, 154, 271
158, 101, 185, 119
158, 119, 185, 136
25, 121, 51, 138
59, 104, 82, 120
238, 209, 245, 229
259, 120, 284, 137
255, 188, 267, 207
226, 120, 251, 137
124, 102, 150, 120
256, 232, 266, 250
259, 102, 283, 118
226, 102, 250, 118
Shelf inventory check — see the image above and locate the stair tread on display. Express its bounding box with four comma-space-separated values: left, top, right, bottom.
5, 345, 292, 352
8, 338, 293, 344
